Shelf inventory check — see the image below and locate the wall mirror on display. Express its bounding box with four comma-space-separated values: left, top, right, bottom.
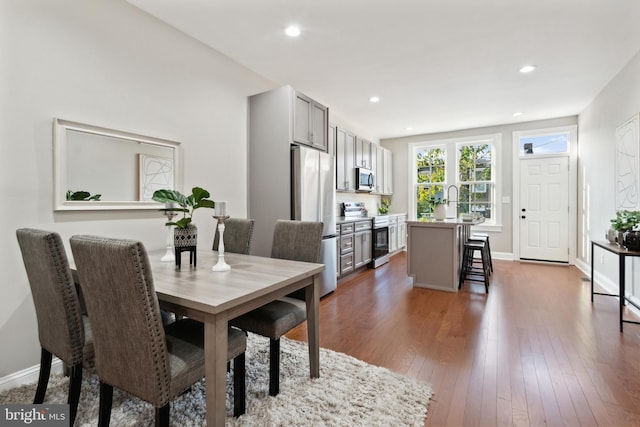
53, 118, 182, 211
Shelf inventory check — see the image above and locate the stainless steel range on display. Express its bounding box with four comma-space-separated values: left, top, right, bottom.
371, 214, 390, 268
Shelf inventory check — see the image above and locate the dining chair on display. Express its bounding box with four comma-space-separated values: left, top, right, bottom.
231, 219, 323, 396
70, 235, 247, 426
212, 218, 255, 255
16, 228, 94, 426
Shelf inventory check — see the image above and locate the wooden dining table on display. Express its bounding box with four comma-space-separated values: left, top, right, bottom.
148, 249, 324, 426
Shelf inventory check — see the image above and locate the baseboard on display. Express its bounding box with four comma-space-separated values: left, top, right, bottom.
0, 357, 64, 393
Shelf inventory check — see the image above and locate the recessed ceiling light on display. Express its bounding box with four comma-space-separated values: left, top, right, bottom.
513, 112, 523, 117
369, 96, 380, 103
406, 127, 413, 131
519, 65, 536, 73
285, 25, 301, 37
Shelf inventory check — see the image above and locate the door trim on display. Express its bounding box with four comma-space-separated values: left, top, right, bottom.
512, 125, 578, 264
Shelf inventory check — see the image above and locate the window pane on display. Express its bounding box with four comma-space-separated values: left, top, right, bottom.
417, 147, 445, 183
417, 184, 444, 218
520, 133, 568, 155
458, 144, 492, 182
458, 183, 493, 219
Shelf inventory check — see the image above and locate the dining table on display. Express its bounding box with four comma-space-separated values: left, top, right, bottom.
146, 249, 324, 426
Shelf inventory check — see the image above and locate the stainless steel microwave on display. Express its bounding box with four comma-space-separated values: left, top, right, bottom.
355, 167, 374, 191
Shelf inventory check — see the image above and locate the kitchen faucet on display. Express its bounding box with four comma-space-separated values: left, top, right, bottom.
447, 184, 459, 218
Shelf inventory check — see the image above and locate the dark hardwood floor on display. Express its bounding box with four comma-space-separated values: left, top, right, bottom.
286, 252, 640, 426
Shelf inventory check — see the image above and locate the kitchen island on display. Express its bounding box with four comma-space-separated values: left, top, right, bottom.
407, 217, 485, 292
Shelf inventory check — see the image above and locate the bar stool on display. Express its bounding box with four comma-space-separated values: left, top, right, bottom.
469, 232, 493, 273
459, 240, 490, 293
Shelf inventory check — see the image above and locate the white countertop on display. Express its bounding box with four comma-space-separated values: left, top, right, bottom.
407, 217, 485, 227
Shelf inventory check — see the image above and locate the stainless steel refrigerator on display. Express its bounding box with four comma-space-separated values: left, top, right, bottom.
291, 145, 338, 296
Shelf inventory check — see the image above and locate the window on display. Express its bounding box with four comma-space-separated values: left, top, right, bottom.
410, 134, 501, 226
416, 146, 446, 218
519, 132, 569, 157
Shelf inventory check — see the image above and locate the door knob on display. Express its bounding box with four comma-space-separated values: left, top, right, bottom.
521, 215, 526, 219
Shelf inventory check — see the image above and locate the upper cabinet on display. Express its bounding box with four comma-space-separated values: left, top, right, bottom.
336, 127, 356, 191
355, 137, 372, 169
334, 124, 393, 195
293, 90, 329, 152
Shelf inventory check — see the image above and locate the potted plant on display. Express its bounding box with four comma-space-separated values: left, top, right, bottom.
429, 197, 448, 220
152, 187, 215, 248
378, 198, 391, 214
610, 210, 640, 249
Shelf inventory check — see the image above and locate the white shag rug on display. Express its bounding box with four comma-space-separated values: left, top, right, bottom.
1, 334, 432, 426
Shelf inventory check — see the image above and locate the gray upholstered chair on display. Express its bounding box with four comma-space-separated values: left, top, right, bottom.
69, 235, 247, 425
231, 219, 323, 396
212, 218, 255, 255
16, 228, 94, 426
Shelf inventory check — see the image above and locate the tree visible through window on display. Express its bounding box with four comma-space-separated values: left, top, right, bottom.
416, 147, 445, 218
458, 144, 493, 219
411, 135, 499, 223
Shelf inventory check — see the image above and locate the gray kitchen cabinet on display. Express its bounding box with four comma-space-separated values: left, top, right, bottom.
336, 127, 356, 191
398, 214, 407, 249
353, 220, 372, 269
373, 145, 383, 193
339, 222, 355, 276
328, 122, 336, 158
355, 137, 372, 169
383, 148, 393, 195
388, 216, 398, 253
293, 90, 329, 151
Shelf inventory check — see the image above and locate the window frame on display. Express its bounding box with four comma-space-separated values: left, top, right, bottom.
408, 133, 502, 230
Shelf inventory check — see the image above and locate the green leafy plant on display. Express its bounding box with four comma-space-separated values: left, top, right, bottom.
610, 210, 640, 232
428, 196, 448, 210
378, 198, 391, 214
66, 190, 101, 201
152, 187, 215, 229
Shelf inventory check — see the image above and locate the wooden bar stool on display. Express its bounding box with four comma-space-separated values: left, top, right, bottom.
459, 240, 490, 293
470, 233, 493, 273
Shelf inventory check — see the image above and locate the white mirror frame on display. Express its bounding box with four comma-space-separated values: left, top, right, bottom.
53, 118, 182, 211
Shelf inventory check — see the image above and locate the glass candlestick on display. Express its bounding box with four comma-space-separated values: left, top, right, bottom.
161, 205, 178, 262
212, 215, 231, 271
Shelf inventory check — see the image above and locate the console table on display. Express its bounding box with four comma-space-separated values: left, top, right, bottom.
590, 240, 640, 332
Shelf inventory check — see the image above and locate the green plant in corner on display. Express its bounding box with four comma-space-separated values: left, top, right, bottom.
66, 190, 101, 201
152, 187, 215, 229
379, 198, 391, 214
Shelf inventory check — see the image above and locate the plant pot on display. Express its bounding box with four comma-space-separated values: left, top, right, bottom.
174, 224, 198, 248
623, 230, 640, 251
433, 204, 446, 220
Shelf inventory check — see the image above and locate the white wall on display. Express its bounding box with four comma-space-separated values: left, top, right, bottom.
0, 0, 275, 376
578, 49, 640, 296
381, 116, 578, 255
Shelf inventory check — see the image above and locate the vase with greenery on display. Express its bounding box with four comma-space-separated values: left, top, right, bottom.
610, 210, 640, 248
429, 197, 448, 220
152, 187, 215, 248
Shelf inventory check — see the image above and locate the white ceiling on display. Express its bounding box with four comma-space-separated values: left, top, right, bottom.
126, 0, 640, 140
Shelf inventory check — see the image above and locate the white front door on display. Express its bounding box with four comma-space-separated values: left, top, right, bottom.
519, 156, 569, 262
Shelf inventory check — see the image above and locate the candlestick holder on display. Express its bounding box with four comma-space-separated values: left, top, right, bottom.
160, 208, 178, 262
212, 215, 231, 271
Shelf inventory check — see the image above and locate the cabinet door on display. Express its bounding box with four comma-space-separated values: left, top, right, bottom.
311, 101, 328, 151
293, 91, 313, 146
336, 127, 356, 191
375, 146, 384, 193
389, 224, 398, 252
355, 137, 372, 169
362, 231, 372, 263
383, 148, 393, 195
328, 123, 336, 158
